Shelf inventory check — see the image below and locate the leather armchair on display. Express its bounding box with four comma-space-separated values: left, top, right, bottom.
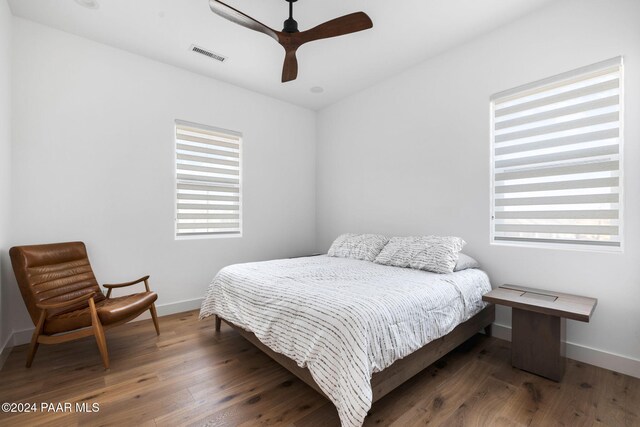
10, 241, 159, 369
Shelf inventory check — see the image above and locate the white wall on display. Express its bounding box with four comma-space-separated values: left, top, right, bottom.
317, 0, 640, 375
4, 0, 639, 377
0, 0, 13, 361
7, 18, 317, 337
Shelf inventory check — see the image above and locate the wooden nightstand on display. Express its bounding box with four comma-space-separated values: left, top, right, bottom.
482, 284, 597, 381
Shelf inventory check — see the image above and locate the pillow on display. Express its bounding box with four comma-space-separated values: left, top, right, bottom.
454, 253, 480, 272
327, 233, 389, 262
374, 235, 466, 274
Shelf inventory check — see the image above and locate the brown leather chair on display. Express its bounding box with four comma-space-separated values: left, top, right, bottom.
10, 241, 159, 369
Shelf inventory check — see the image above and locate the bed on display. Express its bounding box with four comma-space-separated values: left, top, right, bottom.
199, 255, 494, 427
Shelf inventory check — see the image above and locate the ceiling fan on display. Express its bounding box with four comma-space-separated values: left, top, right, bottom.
209, 0, 373, 83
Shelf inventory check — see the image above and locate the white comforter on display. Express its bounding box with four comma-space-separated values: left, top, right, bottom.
199, 255, 491, 427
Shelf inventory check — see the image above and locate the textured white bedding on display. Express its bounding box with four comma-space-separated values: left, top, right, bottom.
199, 255, 491, 427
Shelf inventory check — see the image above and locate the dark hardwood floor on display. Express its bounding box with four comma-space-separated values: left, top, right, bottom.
0, 310, 637, 426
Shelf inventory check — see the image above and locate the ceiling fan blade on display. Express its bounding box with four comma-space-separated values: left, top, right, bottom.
281, 49, 299, 83
298, 12, 373, 44
209, 0, 279, 42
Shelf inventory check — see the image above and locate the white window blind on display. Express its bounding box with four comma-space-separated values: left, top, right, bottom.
175, 120, 242, 237
491, 57, 623, 249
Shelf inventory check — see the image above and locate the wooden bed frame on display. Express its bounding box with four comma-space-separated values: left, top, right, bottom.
214, 303, 495, 403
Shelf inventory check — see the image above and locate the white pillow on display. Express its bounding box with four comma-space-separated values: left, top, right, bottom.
454, 253, 480, 271
327, 233, 389, 262
374, 236, 466, 274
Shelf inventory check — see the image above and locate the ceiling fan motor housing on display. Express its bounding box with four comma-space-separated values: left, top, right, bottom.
283, 17, 299, 33
283, 0, 299, 33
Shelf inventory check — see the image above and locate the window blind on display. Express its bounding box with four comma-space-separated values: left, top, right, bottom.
491, 57, 623, 249
175, 121, 242, 237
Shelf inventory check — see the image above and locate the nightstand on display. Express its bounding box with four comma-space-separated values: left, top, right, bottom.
482, 284, 597, 381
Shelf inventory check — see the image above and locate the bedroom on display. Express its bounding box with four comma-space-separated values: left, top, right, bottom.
0, 0, 638, 425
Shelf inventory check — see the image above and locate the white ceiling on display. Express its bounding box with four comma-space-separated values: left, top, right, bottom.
8, 0, 555, 110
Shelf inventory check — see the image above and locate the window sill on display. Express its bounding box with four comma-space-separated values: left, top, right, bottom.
490, 240, 623, 254
175, 233, 243, 241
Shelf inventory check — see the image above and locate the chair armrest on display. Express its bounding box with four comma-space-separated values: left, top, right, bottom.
36, 292, 97, 310
103, 276, 150, 289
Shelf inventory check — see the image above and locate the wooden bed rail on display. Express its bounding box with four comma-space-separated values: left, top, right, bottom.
216, 303, 495, 403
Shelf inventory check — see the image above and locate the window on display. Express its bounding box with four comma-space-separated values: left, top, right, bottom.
175, 120, 242, 238
490, 57, 623, 250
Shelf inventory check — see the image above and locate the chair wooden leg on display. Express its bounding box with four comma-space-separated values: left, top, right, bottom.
215, 315, 221, 332
143, 278, 160, 336
150, 303, 160, 336
26, 340, 39, 369
26, 310, 46, 368
89, 298, 110, 369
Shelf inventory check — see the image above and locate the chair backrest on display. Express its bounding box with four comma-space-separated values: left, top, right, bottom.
9, 242, 105, 325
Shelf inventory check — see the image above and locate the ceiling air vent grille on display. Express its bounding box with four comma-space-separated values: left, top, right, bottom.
190, 44, 227, 62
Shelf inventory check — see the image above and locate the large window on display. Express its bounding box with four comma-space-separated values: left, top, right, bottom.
175, 120, 242, 238
490, 57, 623, 250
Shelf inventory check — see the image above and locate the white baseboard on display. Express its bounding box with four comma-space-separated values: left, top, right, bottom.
124, 297, 204, 323
0, 334, 12, 369
10, 328, 33, 348
0, 297, 204, 369
492, 323, 640, 379
156, 297, 203, 316
2, 309, 638, 379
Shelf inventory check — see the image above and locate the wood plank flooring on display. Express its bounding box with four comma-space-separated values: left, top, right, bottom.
0, 310, 637, 426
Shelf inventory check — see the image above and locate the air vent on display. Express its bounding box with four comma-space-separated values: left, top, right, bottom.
190, 44, 227, 62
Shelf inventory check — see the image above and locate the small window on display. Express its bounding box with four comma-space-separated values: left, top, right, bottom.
490, 57, 623, 250
175, 120, 242, 238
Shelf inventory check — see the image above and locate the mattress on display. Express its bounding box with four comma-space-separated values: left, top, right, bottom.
199, 255, 491, 427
